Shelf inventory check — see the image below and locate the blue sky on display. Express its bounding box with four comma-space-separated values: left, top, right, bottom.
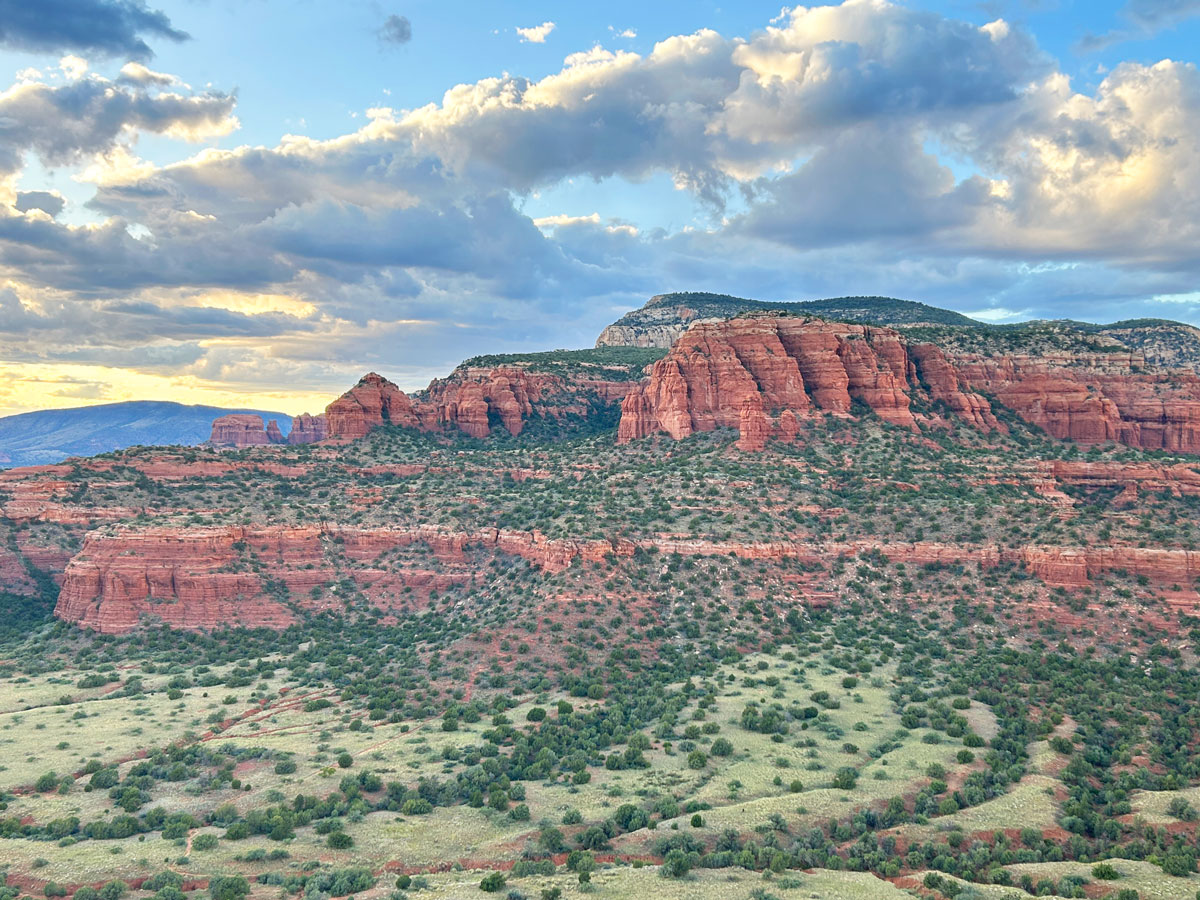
0, 0, 1198, 414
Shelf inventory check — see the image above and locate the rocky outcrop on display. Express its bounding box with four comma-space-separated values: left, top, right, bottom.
325, 373, 422, 440
736, 396, 770, 452
54, 523, 636, 633
595, 292, 982, 349
288, 413, 328, 444
619, 313, 1200, 454
951, 353, 1200, 453
209, 414, 280, 447
423, 367, 536, 438
319, 366, 638, 442
420, 366, 635, 439
1047, 460, 1200, 499
908, 343, 1000, 431
618, 316, 995, 446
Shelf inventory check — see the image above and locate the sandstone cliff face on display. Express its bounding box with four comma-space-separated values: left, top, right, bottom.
618, 316, 996, 446
54, 524, 1200, 633
319, 367, 637, 442
209, 414, 279, 447
595, 296, 718, 349
325, 373, 421, 440
419, 365, 636, 439
619, 314, 1200, 454
950, 353, 1200, 454
288, 413, 328, 444
421, 367, 537, 438
54, 523, 636, 633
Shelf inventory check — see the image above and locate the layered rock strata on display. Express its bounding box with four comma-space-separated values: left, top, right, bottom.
618, 314, 1200, 454
54, 525, 1200, 633
617, 316, 995, 444
209, 414, 281, 447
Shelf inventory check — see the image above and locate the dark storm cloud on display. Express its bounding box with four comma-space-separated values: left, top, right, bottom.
0, 0, 187, 60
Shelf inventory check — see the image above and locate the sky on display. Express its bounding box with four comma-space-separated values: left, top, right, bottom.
0, 0, 1199, 416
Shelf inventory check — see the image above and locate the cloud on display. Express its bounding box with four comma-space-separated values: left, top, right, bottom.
516, 21, 555, 43
378, 14, 412, 46
14, 191, 65, 217
3, 0, 1200, 413
0, 0, 188, 60
118, 61, 182, 87
1078, 0, 1200, 50
1125, 0, 1200, 29
0, 69, 237, 176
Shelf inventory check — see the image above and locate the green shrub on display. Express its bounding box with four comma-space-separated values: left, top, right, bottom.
479, 872, 506, 893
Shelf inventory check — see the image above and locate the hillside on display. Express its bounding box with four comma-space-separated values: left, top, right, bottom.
594, 292, 980, 348
0, 401, 293, 468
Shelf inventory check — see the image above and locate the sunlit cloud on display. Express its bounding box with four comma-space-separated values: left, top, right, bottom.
516, 21, 556, 43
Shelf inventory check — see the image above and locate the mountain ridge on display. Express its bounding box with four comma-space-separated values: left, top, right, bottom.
0, 400, 293, 469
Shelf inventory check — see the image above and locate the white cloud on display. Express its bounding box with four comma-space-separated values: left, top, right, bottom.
59, 55, 87, 80
516, 21, 555, 43
118, 61, 183, 87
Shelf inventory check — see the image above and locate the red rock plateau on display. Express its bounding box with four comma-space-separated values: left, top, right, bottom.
7, 308, 1199, 637
618, 314, 1200, 454
52, 523, 1200, 634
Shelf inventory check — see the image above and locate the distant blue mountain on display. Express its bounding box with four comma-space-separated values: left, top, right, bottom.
0, 401, 294, 469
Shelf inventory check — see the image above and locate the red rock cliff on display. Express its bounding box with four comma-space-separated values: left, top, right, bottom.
325, 373, 422, 439
618, 316, 995, 445
951, 353, 1200, 453
209, 414, 280, 447
620, 314, 1200, 454
321, 367, 636, 442
54, 524, 1200, 633
288, 413, 328, 444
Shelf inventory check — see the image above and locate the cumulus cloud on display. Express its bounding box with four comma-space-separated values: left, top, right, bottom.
378, 14, 412, 46
0, 69, 237, 177
0, 0, 188, 60
516, 21, 555, 43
